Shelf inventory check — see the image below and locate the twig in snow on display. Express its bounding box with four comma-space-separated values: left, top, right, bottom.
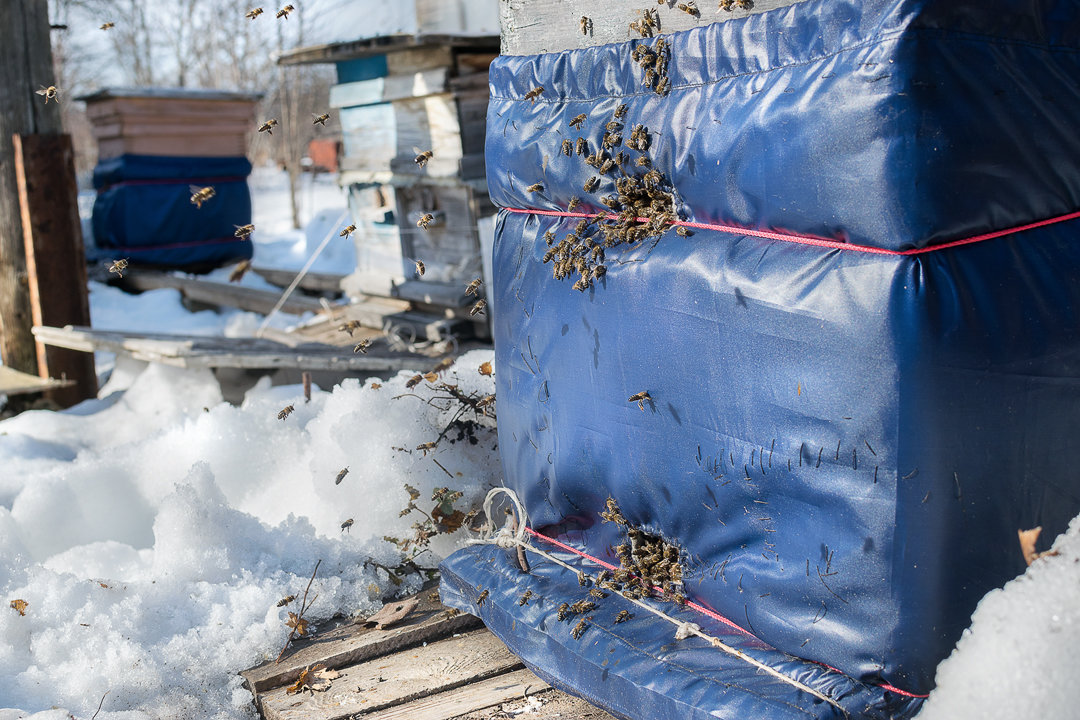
276, 559, 321, 662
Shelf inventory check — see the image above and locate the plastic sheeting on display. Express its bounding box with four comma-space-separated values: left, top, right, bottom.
440, 0, 1080, 717
92, 154, 254, 268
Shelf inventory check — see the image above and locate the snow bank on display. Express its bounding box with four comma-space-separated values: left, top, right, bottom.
0, 350, 499, 719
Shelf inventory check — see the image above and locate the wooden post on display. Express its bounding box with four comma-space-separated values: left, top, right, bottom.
13, 134, 97, 407
0, 0, 64, 375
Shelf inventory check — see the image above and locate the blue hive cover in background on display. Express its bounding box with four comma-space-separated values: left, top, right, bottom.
440, 1, 1080, 718
92, 154, 254, 268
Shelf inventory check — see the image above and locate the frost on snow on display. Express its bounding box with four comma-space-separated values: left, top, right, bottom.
0, 350, 498, 719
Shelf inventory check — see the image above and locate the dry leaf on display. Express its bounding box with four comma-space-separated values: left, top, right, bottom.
9, 599, 27, 616
1018, 526, 1060, 566
286, 611, 309, 636
423, 372, 439, 383
370, 382, 381, 390
478, 361, 493, 376
361, 596, 419, 629
433, 506, 466, 533
286, 664, 337, 694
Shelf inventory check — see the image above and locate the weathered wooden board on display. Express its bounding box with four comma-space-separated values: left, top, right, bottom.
0, 365, 74, 396
500, 0, 806, 55
369, 669, 549, 720
258, 629, 523, 720
243, 589, 481, 694
252, 267, 346, 294
446, 686, 620, 720
120, 270, 330, 316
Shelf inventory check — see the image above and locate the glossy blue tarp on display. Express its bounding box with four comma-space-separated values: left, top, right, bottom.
92, 154, 253, 267
440, 0, 1080, 717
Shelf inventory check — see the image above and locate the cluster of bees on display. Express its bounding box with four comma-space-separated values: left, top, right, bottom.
720, 0, 756, 11
600, 497, 688, 605
632, 37, 672, 96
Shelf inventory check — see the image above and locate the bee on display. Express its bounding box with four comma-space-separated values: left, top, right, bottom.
233, 223, 255, 239
523, 86, 544, 103
416, 441, 438, 454
656, 77, 671, 95
276, 4, 294, 19
599, 159, 615, 174
405, 373, 424, 389
672, 592, 687, 605
36, 86, 60, 103
245, 7, 264, 19
578, 572, 587, 586
614, 103, 628, 120
569, 113, 587, 129
228, 258, 252, 283
477, 589, 489, 606
580, 16, 593, 35
414, 149, 433, 167
100, 21, 115, 30
465, 277, 483, 296
588, 587, 608, 599
557, 603, 571, 620
583, 176, 600, 193
353, 339, 372, 354
340, 224, 356, 238
277, 404, 294, 420
469, 299, 487, 316
571, 619, 588, 639
430, 357, 454, 374
518, 590, 533, 606
526, 182, 544, 193
312, 112, 330, 125
338, 320, 361, 336
335, 467, 349, 485
543, 230, 556, 245
257, 118, 278, 134
585, 152, 602, 168
628, 390, 651, 411
414, 259, 426, 276
600, 195, 619, 209
575, 137, 588, 155
476, 394, 496, 409
636, 155, 651, 167
644, 8, 660, 30
572, 277, 590, 292
567, 197, 581, 212
107, 258, 128, 278
676, 225, 693, 237
614, 610, 631, 624
561, 139, 572, 156
341, 518, 353, 533
677, 2, 700, 17
605, 120, 623, 133
189, 185, 215, 208
417, 214, 434, 230
643, 68, 656, 88
738, 0, 754, 9
277, 594, 296, 607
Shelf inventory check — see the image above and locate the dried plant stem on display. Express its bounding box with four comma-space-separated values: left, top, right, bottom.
276, 559, 321, 662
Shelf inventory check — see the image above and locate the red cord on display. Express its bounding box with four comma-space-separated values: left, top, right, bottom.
505, 207, 1080, 256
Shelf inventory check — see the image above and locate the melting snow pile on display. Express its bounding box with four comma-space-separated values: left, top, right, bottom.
0, 351, 498, 719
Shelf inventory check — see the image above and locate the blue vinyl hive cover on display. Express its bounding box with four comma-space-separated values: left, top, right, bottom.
440, 1, 1080, 718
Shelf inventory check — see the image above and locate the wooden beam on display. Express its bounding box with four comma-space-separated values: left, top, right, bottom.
0, 0, 63, 374
120, 270, 331, 316
13, 134, 96, 407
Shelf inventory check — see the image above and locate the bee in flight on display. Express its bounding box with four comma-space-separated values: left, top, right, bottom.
100, 21, 115, 30
276, 594, 296, 607
414, 149, 433, 167
417, 214, 434, 230
416, 441, 438, 455
36, 86, 60, 104
628, 390, 651, 411
189, 185, 215, 208
277, 404, 294, 420
414, 259, 426, 277
341, 518, 353, 533
246, 7, 264, 19
228, 258, 251, 283
470, 299, 487, 317
335, 467, 349, 485
233, 224, 255, 239
464, 277, 483, 296
523, 86, 544, 103
257, 118, 277, 134
276, 4, 294, 19
353, 339, 372, 354
107, 258, 128, 278
311, 112, 330, 125
339, 224, 356, 238
338, 320, 361, 336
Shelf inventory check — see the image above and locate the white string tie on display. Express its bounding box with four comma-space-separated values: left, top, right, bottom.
674, 622, 700, 641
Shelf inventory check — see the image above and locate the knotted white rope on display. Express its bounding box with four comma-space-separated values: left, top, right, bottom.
467, 486, 847, 716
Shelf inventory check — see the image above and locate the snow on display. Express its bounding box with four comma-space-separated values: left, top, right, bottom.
0, 351, 498, 719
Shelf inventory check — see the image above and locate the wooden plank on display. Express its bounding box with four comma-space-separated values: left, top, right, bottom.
279, 36, 497, 67
447, 687, 620, 720
121, 270, 329, 316
0, 365, 74, 396
258, 629, 522, 720
367, 669, 549, 720
242, 588, 481, 694
500, 0, 806, 55
96, 134, 250, 160
252, 267, 346, 294
12, 134, 97, 408
330, 69, 451, 109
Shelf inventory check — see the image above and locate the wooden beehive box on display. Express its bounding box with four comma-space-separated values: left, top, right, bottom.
79, 88, 261, 159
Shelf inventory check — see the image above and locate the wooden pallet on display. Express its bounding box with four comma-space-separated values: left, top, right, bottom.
242, 587, 617, 720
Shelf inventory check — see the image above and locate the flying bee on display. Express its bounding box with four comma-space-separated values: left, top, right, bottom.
614, 610, 631, 624
257, 118, 278, 134
276, 4, 294, 19
335, 467, 349, 485
246, 7, 264, 19
417, 214, 434, 230
189, 185, 215, 208
677, 2, 700, 17
414, 149, 433, 167
353, 339, 372, 354
557, 602, 571, 620
277, 404, 294, 420
312, 112, 330, 125
477, 589, 489, 606
526, 182, 544, 193
228, 258, 252, 283
405, 374, 424, 389
340, 224, 356, 238
583, 176, 600, 193
36, 86, 60, 103
465, 277, 483, 296
628, 390, 651, 411
567, 196, 581, 212
576, 137, 588, 155
341, 518, 353, 533
469, 299, 487, 316
100, 21, 115, 30
416, 441, 438, 454
276, 594, 296, 607
518, 590, 533, 606
676, 225, 693, 237
414, 259, 426, 276
580, 15, 593, 35
107, 258, 128, 278
523, 86, 544, 103
233, 223, 255, 240
571, 619, 588, 639
561, 139, 572, 156
569, 113, 587, 129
